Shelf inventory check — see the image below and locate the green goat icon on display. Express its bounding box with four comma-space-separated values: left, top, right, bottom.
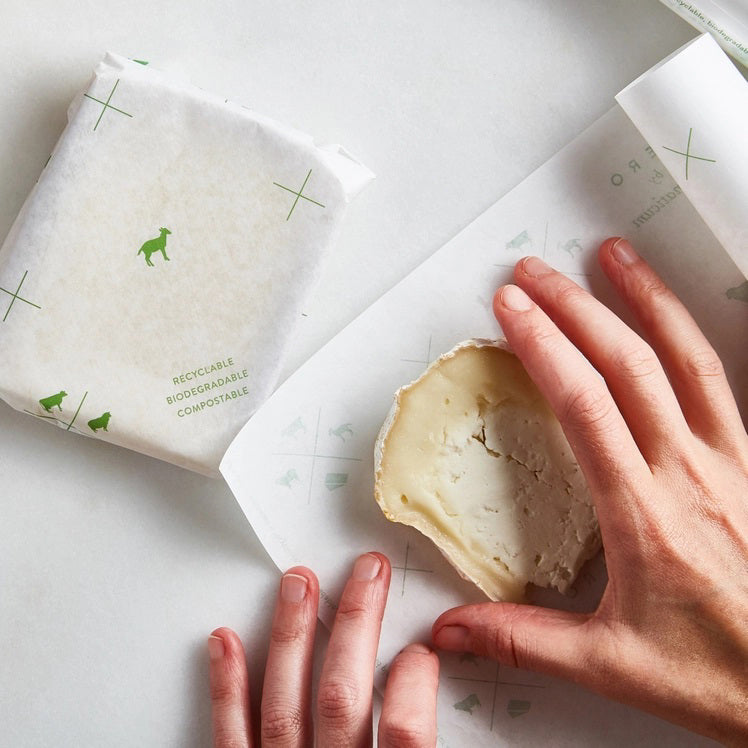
329, 423, 353, 441
137, 227, 172, 267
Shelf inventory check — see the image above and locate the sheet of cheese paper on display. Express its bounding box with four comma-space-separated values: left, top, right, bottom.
617, 34, 748, 278
221, 100, 745, 746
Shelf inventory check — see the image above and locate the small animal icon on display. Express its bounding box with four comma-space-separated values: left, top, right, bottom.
282, 417, 307, 438
329, 423, 353, 441
726, 281, 748, 303
277, 468, 300, 488
137, 227, 172, 267
39, 390, 67, 413
507, 699, 531, 718
325, 473, 348, 491
454, 693, 481, 715
88, 412, 112, 432
459, 652, 480, 666
558, 238, 583, 257
505, 230, 532, 252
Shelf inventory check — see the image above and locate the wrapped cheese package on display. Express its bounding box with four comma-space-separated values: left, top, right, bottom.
0, 53, 373, 475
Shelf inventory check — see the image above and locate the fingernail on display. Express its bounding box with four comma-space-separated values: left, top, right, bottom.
499, 285, 533, 312
400, 642, 432, 655
434, 624, 470, 651
521, 256, 553, 277
208, 635, 225, 661
611, 238, 637, 266
352, 553, 382, 581
281, 573, 308, 603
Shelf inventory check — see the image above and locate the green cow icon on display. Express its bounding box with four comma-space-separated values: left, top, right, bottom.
88, 412, 112, 432
138, 227, 172, 267
454, 694, 481, 715
39, 390, 67, 412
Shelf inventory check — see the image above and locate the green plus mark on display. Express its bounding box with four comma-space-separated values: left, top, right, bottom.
662, 128, 716, 180
1, 271, 41, 322
84, 78, 133, 131
273, 169, 325, 221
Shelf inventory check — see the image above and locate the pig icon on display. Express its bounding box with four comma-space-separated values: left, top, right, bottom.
39, 390, 67, 413
88, 412, 112, 433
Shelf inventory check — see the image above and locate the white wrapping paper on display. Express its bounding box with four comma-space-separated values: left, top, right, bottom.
0, 53, 373, 475
220, 41, 746, 746
657, 0, 748, 66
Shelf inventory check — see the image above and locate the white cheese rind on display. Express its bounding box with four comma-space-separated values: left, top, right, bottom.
374, 339, 600, 602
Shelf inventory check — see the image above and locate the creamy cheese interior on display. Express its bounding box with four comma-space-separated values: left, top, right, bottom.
375, 341, 600, 602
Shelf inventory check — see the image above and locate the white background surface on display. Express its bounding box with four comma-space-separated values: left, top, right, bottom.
0, 2, 700, 746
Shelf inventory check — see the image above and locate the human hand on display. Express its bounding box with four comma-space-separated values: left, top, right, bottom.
432, 237, 748, 744
208, 553, 439, 747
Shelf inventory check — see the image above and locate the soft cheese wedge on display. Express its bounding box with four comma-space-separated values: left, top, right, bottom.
374, 339, 601, 602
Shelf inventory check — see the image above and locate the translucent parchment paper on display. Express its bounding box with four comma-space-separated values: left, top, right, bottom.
0, 53, 373, 475
222, 97, 745, 748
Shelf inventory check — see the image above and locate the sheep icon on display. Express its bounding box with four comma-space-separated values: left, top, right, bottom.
88, 412, 112, 433
39, 390, 67, 412
137, 227, 172, 267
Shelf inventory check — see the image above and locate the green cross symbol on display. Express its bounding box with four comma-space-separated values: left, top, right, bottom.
1, 270, 41, 322
65, 391, 88, 431
662, 128, 716, 180
273, 169, 326, 221
84, 78, 133, 131
392, 541, 433, 597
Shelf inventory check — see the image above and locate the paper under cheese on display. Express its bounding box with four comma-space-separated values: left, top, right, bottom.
0, 53, 373, 475
374, 339, 601, 602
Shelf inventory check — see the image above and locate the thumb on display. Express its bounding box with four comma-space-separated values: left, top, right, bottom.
432, 602, 595, 680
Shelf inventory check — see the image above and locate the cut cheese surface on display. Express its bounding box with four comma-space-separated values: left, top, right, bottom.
374, 339, 600, 602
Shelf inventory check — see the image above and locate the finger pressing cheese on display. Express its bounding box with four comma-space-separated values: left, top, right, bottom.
374, 339, 601, 602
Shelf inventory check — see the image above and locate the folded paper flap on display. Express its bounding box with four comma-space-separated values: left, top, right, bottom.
317, 144, 377, 201
616, 34, 748, 278
657, 0, 748, 67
